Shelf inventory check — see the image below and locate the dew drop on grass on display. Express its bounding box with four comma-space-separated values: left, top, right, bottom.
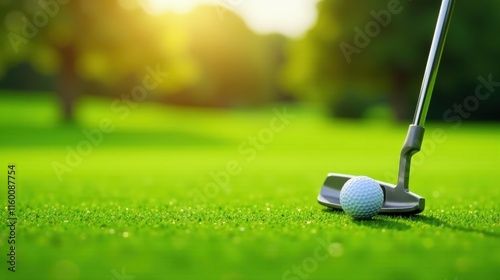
329, 243, 344, 257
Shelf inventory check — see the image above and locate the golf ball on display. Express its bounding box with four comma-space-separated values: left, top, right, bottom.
339, 176, 384, 219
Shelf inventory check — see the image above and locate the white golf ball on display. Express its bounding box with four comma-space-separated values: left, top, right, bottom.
340, 176, 384, 219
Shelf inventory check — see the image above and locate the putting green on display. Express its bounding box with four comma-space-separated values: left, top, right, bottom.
0, 94, 499, 280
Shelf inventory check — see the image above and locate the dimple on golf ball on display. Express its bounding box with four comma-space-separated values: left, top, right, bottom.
340, 176, 384, 219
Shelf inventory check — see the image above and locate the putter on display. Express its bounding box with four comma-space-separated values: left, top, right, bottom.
318, 0, 455, 215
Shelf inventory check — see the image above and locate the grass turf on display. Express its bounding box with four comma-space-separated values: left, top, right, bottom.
0, 93, 499, 280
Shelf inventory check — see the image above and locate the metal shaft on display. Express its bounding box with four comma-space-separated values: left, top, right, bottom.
413, 0, 455, 127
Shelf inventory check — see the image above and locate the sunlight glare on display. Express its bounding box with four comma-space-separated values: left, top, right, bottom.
142, 0, 201, 15
141, 0, 319, 37
235, 0, 319, 38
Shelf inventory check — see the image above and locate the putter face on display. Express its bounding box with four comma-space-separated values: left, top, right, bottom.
318, 173, 425, 215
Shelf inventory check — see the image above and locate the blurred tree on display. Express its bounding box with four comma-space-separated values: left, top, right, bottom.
0, 0, 197, 122
0, 1, 288, 122
163, 6, 288, 107
283, 0, 500, 121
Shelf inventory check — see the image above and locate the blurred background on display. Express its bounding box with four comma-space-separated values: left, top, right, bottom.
1, 0, 499, 123
1, 2, 500, 279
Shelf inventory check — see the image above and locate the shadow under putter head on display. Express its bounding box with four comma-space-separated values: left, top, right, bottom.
318, 0, 456, 215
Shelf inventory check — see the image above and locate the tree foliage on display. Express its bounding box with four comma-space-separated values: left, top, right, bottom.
0, 1, 285, 121
283, 0, 500, 121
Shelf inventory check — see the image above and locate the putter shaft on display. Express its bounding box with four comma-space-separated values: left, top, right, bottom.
413, 0, 456, 127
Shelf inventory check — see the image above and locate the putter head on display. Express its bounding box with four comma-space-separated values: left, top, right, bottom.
318, 125, 427, 215
318, 173, 425, 215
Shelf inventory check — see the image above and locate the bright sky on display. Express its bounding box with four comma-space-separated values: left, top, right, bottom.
142, 0, 319, 38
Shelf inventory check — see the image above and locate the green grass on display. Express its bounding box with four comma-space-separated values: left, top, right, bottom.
0, 93, 499, 280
